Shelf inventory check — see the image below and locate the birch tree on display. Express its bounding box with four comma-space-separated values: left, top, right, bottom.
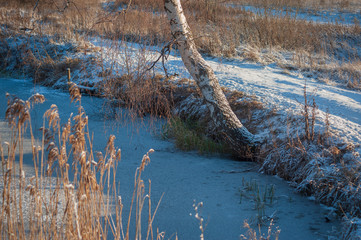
164, 0, 257, 150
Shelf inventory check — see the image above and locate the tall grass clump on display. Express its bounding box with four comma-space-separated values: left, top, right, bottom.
100, 74, 173, 120
0, 83, 163, 239
162, 116, 230, 155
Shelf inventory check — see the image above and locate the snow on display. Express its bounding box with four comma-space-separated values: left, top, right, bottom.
230, 4, 361, 25
84, 39, 361, 153
209, 58, 361, 144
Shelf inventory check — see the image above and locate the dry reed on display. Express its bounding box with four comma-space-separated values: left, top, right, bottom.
0, 83, 163, 240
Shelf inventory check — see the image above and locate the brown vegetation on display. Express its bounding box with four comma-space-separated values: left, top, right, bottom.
1, 0, 360, 87
0, 85, 164, 240
110, 0, 361, 87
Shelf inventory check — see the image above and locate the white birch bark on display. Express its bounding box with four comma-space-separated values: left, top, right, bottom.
164, 0, 257, 148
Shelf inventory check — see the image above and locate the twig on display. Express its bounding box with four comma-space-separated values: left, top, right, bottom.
51, 0, 71, 14
146, 38, 177, 78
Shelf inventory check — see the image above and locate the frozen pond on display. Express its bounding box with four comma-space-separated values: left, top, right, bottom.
0, 77, 341, 239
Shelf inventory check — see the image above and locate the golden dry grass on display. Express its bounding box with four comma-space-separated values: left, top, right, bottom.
0, 84, 163, 240
1, 0, 360, 64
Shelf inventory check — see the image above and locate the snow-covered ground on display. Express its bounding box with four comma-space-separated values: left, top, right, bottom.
230, 4, 361, 25
83, 39, 361, 153
207, 58, 361, 146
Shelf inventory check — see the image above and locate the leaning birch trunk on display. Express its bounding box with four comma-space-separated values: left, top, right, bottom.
164, 0, 256, 149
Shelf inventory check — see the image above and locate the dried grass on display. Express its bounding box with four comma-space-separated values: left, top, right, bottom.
100, 74, 174, 119
1, 0, 360, 91
3, 0, 359, 58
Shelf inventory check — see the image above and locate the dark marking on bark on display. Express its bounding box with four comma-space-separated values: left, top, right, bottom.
172, 30, 183, 40
197, 62, 208, 80
189, 58, 196, 68
164, 6, 172, 14
170, 18, 177, 26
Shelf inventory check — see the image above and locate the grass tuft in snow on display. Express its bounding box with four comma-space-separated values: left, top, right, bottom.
161, 117, 231, 155
239, 178, 276, 225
